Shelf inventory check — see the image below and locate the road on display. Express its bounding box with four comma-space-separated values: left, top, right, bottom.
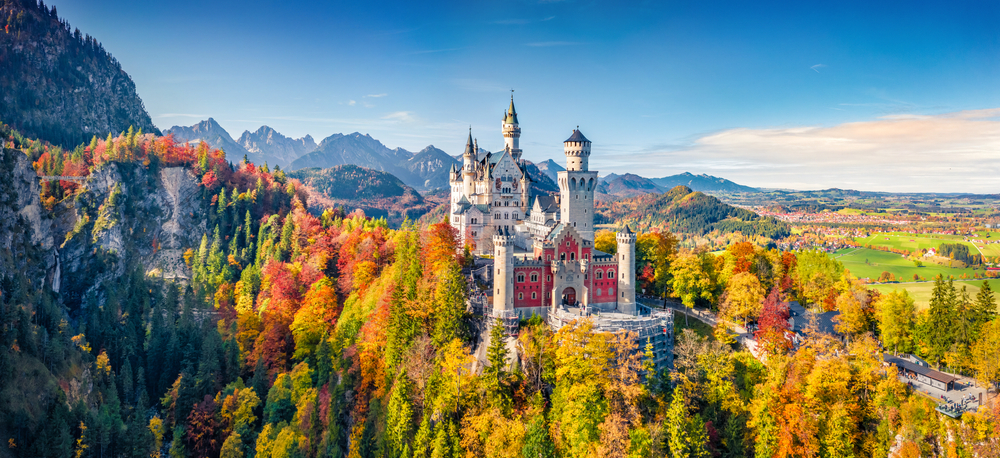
638, 297, 762, 360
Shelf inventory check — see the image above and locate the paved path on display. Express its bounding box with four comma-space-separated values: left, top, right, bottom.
900, 372, 988, 413
638, 297, 762, 360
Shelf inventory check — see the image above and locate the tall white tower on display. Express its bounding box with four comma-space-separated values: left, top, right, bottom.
493, 227, 515, 312
616, 225, 637, 314
502, 95, 521, 161
462, 129, 476, 198
558, 128, 598, 241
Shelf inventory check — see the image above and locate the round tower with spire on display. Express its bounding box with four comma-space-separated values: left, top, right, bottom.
558, 128, 599, 241
616, 224, 637, 314
493, 227, 515, 313
462, 129, 476, 198
502, 93, 522, 162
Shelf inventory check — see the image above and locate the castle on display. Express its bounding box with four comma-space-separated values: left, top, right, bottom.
449, 96, 637, 319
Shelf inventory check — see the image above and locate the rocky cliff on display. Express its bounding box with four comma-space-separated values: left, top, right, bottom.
0, 0, 158, 148
0, 146, 204, 312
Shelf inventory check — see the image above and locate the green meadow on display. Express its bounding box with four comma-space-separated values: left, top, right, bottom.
832, 247, 987, 282
858, 231, 1000, 259
870, 279, 1000, 311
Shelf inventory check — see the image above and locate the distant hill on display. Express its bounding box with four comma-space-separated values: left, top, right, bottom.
651, 172, 758, 193
523, 160, 560, 194
165, 118, 254, 162
0, 0, 159, 147
534, 159, 565, 183
288, 164, 443, 226
289, 133, 458, 191
596, 185, 788, 239
237, 125, 316, 167
596, 173, 665, 197
403, 145, 460, 190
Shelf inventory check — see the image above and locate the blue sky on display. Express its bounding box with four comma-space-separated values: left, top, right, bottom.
55, 0, 1000, 192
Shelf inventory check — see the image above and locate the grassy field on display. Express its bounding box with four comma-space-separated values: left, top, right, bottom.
832, 247, 987, 282
871, 279, 1000, 311
858, 231, 1000, 259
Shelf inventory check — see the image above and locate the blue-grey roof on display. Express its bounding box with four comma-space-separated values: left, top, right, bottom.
564, 129, 590, 143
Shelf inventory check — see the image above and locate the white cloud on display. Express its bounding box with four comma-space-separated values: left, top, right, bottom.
365, 93, 388, 98
347, 100, 356, 106
382, 111, 415, 122
612, 108, 1000, 193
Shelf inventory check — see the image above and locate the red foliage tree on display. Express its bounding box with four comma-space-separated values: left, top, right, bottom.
755, 287, 792, 355
186, 395, 220, 458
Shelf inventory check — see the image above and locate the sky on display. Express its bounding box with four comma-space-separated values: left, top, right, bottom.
53, 0, 1000, 193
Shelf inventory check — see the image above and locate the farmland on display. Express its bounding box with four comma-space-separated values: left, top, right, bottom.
858, 231, 1000, 259
870, 279, 1000, 311
831, 247, 990, 282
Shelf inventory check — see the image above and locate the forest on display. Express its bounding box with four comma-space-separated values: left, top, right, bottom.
596, 186, 790, 242
1, 123, 1000, 458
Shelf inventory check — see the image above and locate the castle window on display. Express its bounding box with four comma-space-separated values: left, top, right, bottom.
609, 270, 615, 278
597, 288, 602, 296
518, 293, 524, 300
570, 252, 575, 261
532, 292, 537, 299
472, 231, 477, 237
546, 255, 551, 261
596, 270, 603, 279
530, 273, 538, 282
517, 273, 525, 282
547, 275, 552, 282
560, 253, 566, 261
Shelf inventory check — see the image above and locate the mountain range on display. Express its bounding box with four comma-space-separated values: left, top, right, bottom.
0, 0, 159, 147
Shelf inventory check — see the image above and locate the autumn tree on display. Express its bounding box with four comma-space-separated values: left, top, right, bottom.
720, 272, 765, 328
755, 287, 791, 356
875, 290, 916, 354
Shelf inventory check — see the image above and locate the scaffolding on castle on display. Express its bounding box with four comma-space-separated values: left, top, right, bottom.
492, 310, 520, 336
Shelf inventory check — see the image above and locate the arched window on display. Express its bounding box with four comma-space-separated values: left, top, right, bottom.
531, 292, 537, 299
517, 273, 525, 282
570, 252, 576, 261
519, 292, 524, 300
560, 253, 566, 261
608, 270, 615, 278
530, 273, 538, 282
597, 288, 602, 296
596, 270, 603, 280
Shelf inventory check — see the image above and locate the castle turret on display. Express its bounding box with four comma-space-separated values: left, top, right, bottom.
616, 225, 637, 314
462, 129, 476, 198
502, 95, 521, 162
558, 128, 599, 241
493, 227, 515, 313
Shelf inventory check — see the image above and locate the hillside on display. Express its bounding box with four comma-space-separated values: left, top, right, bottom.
651, 172, 758, 193
596, 185, 789, 238
403, 145, 460, 189
288, 164, 444, 226
0, 0, 158, 147
165, 118, 254, 163
289, 132, 461, 191
237, 125, 317, 167
534, 158, 564, 183
596, 173, 665, 197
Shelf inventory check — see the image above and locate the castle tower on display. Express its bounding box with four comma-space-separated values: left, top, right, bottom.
616, 225, 637, 314
558, 128, 598, 241
502, 95, 521, 162
493, 227, 515, 312
462, 129, 476, 198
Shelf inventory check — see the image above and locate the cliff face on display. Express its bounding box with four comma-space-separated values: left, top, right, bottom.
56, 163, 205, 309
0, 146, 205, 312
0, 0, 158, 148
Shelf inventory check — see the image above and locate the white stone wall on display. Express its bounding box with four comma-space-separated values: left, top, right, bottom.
558, 170, 598, 242
616, 231, 637, 314
494, 234, 515, 312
